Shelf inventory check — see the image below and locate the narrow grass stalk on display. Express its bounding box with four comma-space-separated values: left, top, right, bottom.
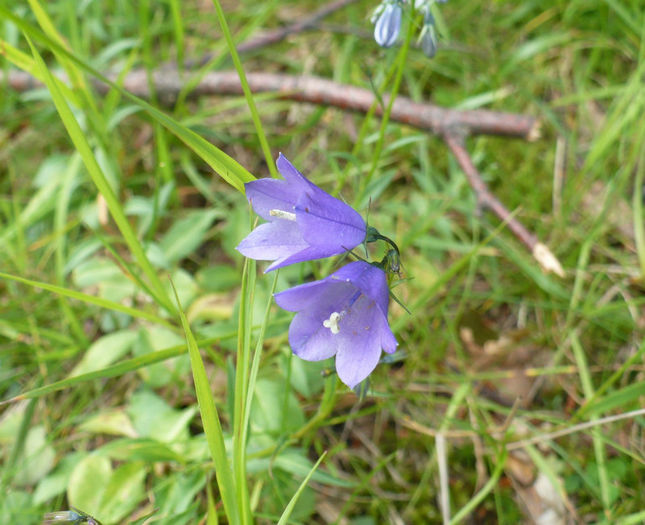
449, 448, 507, 524
277, 451, 328, 525
209, 0, 277, 178
242, 272, 279, 451
0, 271, 172, 328
633, 141, 645, 277
507, 408, 645, 452
575, 338, 645, 419
357, 6, 418, 203
233, 258, 255, 524
25, 36, 175, 313
570, 332, 611, 515
27, 0, 119, 186
53, 153, 88, 344
26, 0, 100, 121
168, 0, 185, 70
0, 330, 268, 405
172, 281, 240, 525
206, 478, 219, 525
617, 510, 645, 525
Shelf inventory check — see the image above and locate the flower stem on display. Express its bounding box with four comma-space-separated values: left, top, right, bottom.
356, 3, 419, 203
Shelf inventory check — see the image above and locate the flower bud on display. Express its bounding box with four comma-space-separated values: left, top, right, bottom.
374, 2, 403, 48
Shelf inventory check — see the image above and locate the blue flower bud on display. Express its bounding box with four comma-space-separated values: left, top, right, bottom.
374, 2, 403, 48
419, 12, 438, 58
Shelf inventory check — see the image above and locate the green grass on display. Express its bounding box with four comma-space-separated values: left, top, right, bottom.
1, 0, 644, 523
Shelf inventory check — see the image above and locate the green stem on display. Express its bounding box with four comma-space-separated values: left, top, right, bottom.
356, 6, 419, 203
233, 258, 255, 525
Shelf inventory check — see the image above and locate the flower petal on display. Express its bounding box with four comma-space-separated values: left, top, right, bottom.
296, 191, 366, 253
274, 280, 342, 312
236, 221, 307, 261
330, 261, 390, 316
334, 298, 383, 388
276, 153, 317, 193
374, 3, 402, 48
266, 244, 347, 272
336, 343, 381, 388
288, 311, 338, 361
244, 177, 299, 221
378, 314, 398, 354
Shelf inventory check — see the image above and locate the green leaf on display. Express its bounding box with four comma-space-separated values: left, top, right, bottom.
133, 326, 188, 388
585, 381, 645, 415
127, 389, 197, 443
274, 449, 353, 488
69, 330, 139, 377
96, 461, 147, 524
68, 454, 112, 514
98, 438, 185, 464
196, 265, 240, 293
12, 425, 56, 487
251, 378, 305, 435
78, 409, 138, 438
33, 452, 85, 505
160, 209, 219, 264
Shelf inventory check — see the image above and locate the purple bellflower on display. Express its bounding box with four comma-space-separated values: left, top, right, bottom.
373, 1, 403, 48
236, 154, 366, 272
274, 260, 398, 388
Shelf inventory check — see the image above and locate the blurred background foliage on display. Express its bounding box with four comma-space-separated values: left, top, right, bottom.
1, 0, 644, 523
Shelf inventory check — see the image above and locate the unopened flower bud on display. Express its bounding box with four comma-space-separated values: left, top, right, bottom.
374, 2, 403, 48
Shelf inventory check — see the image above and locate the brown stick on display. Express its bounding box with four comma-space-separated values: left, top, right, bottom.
3, 70, 540, 140
2, 69, 559, 273
443, 133, 563, 276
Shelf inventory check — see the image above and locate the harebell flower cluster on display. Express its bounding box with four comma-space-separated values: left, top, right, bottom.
237, 155, 401, 389
371, 0, 448, 58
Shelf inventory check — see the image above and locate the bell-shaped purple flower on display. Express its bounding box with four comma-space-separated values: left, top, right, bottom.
274, 261, 398, 388
236, 154, 366, 272
374, 2, 403, 48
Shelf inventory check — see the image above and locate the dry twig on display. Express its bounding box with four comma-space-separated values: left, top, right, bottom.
443, 133, 564, 276
5, 69, 540, 141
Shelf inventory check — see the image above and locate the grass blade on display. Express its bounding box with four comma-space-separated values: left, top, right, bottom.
233, 258, 254, 524
209, 0, 276, 178
570, 332, 611, 516
0, 271, 172, 328
24, 34, 174, 313
171, 280, 239, 525
277, 451, 328, 525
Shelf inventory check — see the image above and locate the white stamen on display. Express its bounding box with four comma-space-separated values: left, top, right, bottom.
269, 209, 297, 221
323, 312, 342, 335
